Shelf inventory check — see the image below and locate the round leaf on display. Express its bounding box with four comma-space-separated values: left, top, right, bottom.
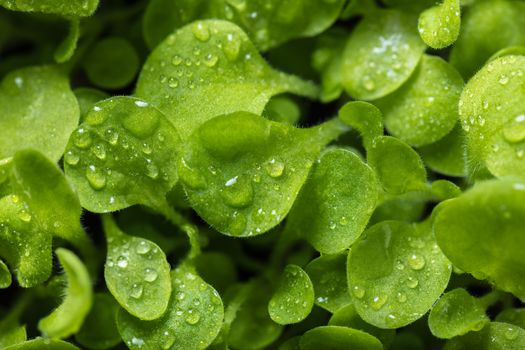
444, 322, 525, 350
418, 0, 460, 49
299, 326, 383, 350
3, 338, 80, 350
347, 220, 452, 328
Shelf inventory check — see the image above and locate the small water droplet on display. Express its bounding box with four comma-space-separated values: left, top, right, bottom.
136, 241, 151, 255
362, 76, 376, 91
352, 285, 365, 299
503, 114, 525, 143
92, 143, 106, 160
264, 158, 285, 178
192, 22, 210, 42
405, 276, 419, 288
146, 163, 159, 179
161, 331, 175, 349
396, 292, 407, 303
172, 55, 183, 66
223, 33, 241, 61
18, 210, 31, 222
370, 294, 388, 310
186, 309, 201, 325
178, 158, 206, 189
221, 175, 253, 208
204, 53, 218, 67
130, 283, 143, 298
117, 256, 128, 268
104, 128, 119, 145
505, 326, 519, 340
329, 221, 337, 230
499, 74, 510, 85
73, 128, 93, 149
407, 254, 426, 270
64, 150, 80, 166
85, 165, 106, 190
144, 268, 158, 282
229, 211, 247, 235
176, 292, 186, 301
339, 216, 348, 226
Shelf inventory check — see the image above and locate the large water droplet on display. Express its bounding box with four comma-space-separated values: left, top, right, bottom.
229, 212, 247, 236
121, 108, 160, 139
223, 33, 241, 61
221, 175, 253, 208
503, 115, 525, 143
64, 150, 80, 166
136, 240, 151, 255
85, 165, 106, 190
264, 158, 285, 178
117, 256, 129, 268
405, 276, 419, 289
73, 128, 93, 149
130, 283, 143, 299
192, 22, 210, 42
370, 294, 388, 310
407, 253, 426, 270
144, 268, 158, 282
85, 109, 108, 126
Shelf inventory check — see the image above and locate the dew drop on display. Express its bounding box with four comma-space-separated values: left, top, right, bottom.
130, 283, 143, 299
229, 212, 247, 236
142, 143, 152, 155
352, 285, 365, 299
221, 175, 253, 208
396, 292, 407, 303
73, 128, 93, 149
177, 158, 206, 189
176, 292, 186, 301
144, 268, 158, 282
204, 53, 219, 67
85, 109, 107, 126
161, 331, 175, 349
85, 165, 106, 190
505, 326, 519, 340
370, 294, 388, 310
192, 22, 210, 42
135, 240, 151, 255
503, 114, 525, 143
117, 256, 128, 268
223, 33, 241, 61
171, 55, 183, 66
18, 210, 31, 222
185, 309, 201, 325
339, 216, 348, 226
146, 163, 159, 179
405, 276, 419, 289
264, 158, 285, 178
92, 143, 106, 160
104, 128, 119, 145
499, 74, 510, 85
64, 150, 80, 166
407, 254, 426, 270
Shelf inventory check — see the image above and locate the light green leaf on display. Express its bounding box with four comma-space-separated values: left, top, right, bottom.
444, 322, 525, 350
305, 253, 351, 313
299, 326, 383, 350
375, 55, 463, 146
75, 292, 122, 350
342, 9, 426, 100
38, 249, 93, 339
179, 112, 346, 237
83, 38, 140, 90
263, 96, 301, 125
497, 308, 525, 330
367, 136, 427, 195
347, 220, 452, 328
0, 0, 99, 17
143, 0, 346, 51
0, 258, 11, 288
428, 288, 489, 339
286, 148, 378, 254
0, 315, 26, 349
135, 20, 318, 140
74, 87, 110, 120
434, 178, 525, 301
117, 264, 224, 350
489, 46, 525, 62
418, 124, 467, 177
268, 264, 314, 325
418, 0, 460, 49
450, 0, 525, 79
369, 192, 426, 225
0, 66, 79, 162
54, 20, 80, 63
329, 304, 395, 349
459, 55, 525, 177
338, 101, 383, 149
3, 338, 80, 350
64, 96, 181, 213
103, 215, 171, 321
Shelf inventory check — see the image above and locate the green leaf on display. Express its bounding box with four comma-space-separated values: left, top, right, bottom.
367, 136, 427, 195
102, 215, 171, 321
418, 124, 467, 177
459, 55, 525, 177
488, 45, 525, 62
305, 253, 351, 313
434, 178, 525, 300
143, 0, 346, 51
74, 87, 110, 120
0, 194, 52, 287
3, 338, 80, 350
342, 9, 426, 100
0, 0, 99, 17
268, 264, 314, 325
38, 248, 93, 339
369, 192, 426, 225
194, 252, 237, 293
75, 292, 122, 350
179, 112, 346, 237
83, 38, 140, 90
329, 304, 396, 349
54, 19, 80, 64
428, 288, 489, 339
135, 20, 318, 140
0, 258, 11, 288
418, 0, 460, 49
64, 96, 181, 213
375, 55, 463, 147
338, 101, 383, 150
263, 96, 301, 125
0, 315, 26, 349
10, 150, 93, 259
228, 280, 283, 349
444, 322, 525, 350
299, 326, 383, 350
450, 0, 525, 79
0, 66, 79, 162
497, 309, 525, 330
286, 148, 378, 254
117, 263, 224, 350
347, 220, 452, 328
